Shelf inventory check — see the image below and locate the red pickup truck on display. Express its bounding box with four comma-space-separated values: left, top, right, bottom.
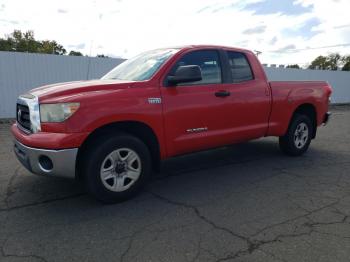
12, 45, 332, 202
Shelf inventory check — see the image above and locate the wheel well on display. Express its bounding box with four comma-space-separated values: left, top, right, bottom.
76, 121, 161, 179
292, 104, 317, 138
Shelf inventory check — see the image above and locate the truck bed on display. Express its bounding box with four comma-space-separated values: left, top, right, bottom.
266, 81, 331, 137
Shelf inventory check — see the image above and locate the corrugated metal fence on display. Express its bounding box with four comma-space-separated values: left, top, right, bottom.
0, 51, 349, 118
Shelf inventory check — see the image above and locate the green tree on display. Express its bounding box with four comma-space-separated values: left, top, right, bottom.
0, 29, 66, 55
327, 53, 341, 70
39, 40, 66, 55
308, 56, 329, 70
309, 53, 343, 70
342, 55, 350, 71
0, 30, 39, 52
286, 64, 300, 69
69, 50, 83, 56
0, 36, 14, 51
343, 62, 350, 71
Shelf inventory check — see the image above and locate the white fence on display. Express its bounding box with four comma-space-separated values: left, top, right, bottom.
0, 51, 349, 118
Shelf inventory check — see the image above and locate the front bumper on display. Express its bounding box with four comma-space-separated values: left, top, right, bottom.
14, 139, 78, 179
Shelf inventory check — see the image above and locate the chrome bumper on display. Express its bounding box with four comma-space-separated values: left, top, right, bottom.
13, 140, 78, 179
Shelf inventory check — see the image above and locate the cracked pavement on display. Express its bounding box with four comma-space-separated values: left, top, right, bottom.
0, 105, 349, 262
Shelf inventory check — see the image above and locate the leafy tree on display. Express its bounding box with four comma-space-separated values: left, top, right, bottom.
0, 30, 39, 52
342, 62, 350, 71
39, 40, 66, 55
69, 50, 83, 56
327, 53, 341, 70
308, 55, 329, 70
0, 36, 13, 51
286, 64, 300, 69
308, 53, 344, 71
342, 55, 350, 71
342, 55, 350, 63
0, 30, 66, 55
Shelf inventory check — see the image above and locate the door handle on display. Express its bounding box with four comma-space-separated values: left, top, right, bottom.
215, 90, 231, 97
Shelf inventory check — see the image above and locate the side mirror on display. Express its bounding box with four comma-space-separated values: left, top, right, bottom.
167, 65, 202, 85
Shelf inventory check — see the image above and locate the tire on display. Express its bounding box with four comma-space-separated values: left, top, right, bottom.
279, 114, 313, 156
83, 133, 152, 203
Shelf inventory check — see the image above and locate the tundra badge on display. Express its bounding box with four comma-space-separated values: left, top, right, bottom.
148, 98, 162, 104
186, 127, 208, 133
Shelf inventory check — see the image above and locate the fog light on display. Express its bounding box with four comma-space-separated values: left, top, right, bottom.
38, 155, 53, 172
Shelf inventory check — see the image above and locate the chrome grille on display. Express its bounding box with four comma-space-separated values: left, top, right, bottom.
16, 103, 31, 132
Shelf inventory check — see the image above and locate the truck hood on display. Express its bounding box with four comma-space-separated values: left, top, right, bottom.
30, 79, 134, 102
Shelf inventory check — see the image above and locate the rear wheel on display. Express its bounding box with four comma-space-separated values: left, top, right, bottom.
279, 114, 313, 156
83, 133, 151, 203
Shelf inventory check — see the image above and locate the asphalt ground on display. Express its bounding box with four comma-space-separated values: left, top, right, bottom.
0, 106, 349, 262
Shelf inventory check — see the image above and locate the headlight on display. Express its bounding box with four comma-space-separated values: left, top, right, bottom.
40, 103, 80, 123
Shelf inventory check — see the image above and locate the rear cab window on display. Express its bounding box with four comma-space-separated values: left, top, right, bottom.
226, 51, 254, 83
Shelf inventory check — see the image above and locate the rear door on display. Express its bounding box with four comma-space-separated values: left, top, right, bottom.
221, 50, 271, 140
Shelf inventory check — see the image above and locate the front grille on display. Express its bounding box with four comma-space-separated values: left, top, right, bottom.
16, 104, 31, 132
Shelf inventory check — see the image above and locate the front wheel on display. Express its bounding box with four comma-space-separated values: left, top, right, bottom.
83, 133, 152, 203
279, 114, 313, 156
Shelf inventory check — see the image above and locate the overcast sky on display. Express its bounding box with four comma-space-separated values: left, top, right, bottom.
0, 0, 349, 66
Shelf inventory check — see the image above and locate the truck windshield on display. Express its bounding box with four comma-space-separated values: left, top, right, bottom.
102, 48, 179, 81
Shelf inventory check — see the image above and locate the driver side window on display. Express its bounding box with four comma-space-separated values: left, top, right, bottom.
169, 50, 222, 86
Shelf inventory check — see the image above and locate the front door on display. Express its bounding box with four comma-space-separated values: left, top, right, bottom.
160, 49, 234, 156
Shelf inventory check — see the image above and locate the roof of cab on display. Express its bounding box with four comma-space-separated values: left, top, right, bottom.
177, 45, 254, 54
